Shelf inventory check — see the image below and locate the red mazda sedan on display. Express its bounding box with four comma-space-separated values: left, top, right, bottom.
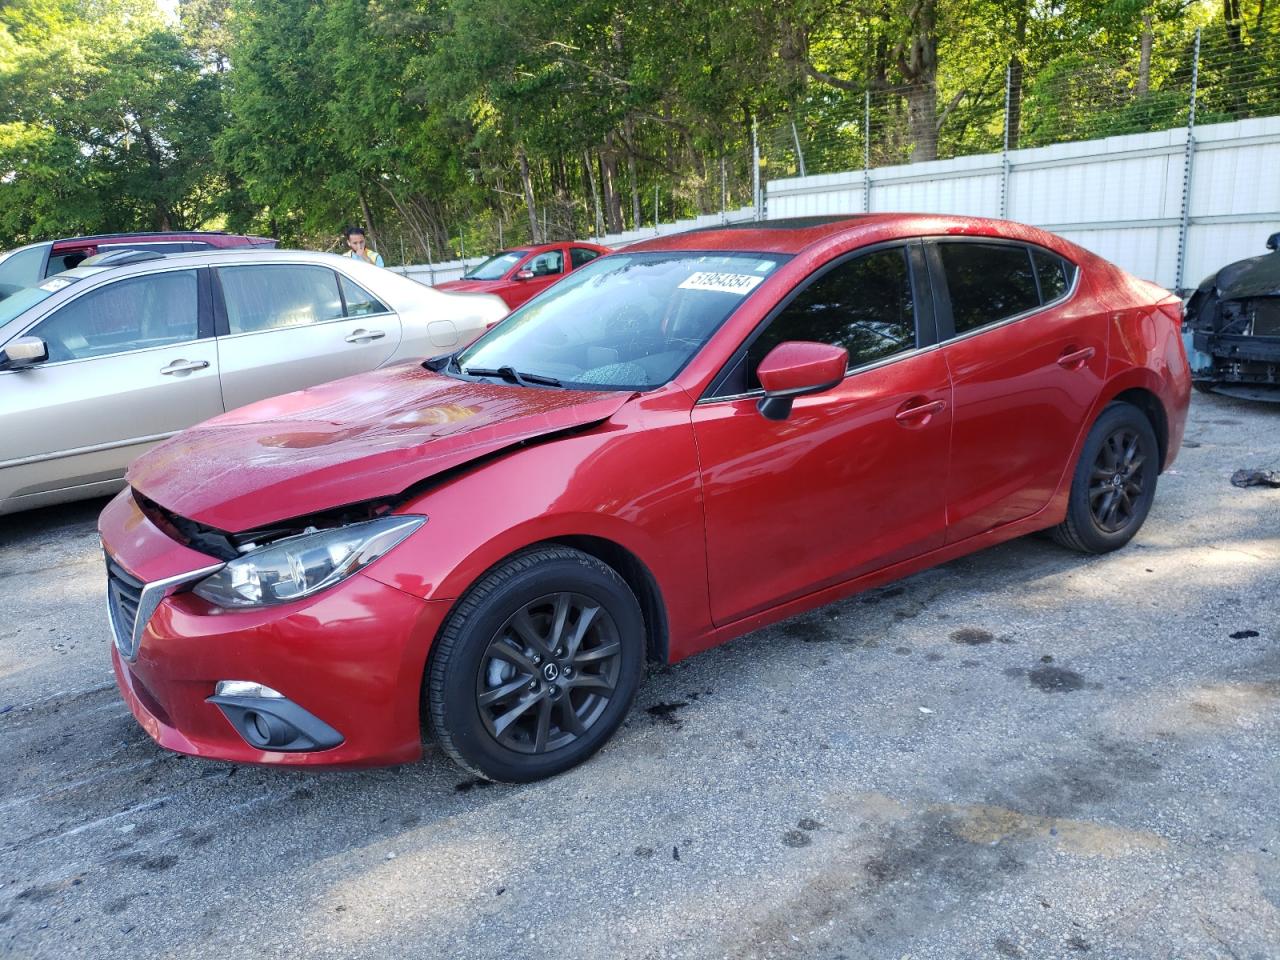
434, 241, 611, 309
99, 215, 1190, 782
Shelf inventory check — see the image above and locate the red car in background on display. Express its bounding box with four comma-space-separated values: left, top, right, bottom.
99, 214, 1189, 784
0, 231, 276, 289
435, 241, 611, 309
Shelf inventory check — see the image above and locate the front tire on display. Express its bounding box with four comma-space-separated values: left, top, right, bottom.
1051, 402, 1159, 554
427, 546, 645, 783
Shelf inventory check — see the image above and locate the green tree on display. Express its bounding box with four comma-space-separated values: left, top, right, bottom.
0, 0, 222, 245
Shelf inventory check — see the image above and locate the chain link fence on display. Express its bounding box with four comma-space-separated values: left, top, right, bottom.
404, 13, 1278, 274
761, 13, 1280, 182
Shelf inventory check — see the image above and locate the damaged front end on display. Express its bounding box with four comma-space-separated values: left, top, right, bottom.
1185, 232, 1280, 402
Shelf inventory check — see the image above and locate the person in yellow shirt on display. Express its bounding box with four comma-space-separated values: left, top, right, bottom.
342, 225, 384, 267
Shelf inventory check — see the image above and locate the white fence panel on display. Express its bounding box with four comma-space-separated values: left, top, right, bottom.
766, 115, 1280, 290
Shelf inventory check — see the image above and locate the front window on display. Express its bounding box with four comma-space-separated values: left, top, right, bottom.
466, 251, 527, 280
745, 247, 917, 388
30, 270, 198, 361
525, 249, 563, 276
455, 252, 787, 390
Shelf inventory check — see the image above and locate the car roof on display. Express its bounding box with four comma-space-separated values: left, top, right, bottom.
49, 231, 260, 250
509, 241, 610, 256
59, 248, 350, 274
623, 214, 1051, 256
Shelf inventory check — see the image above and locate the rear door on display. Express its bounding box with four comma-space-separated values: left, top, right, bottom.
930, 240, 1108, 542
0, 268, 221, 501
691, 242, 952, 625
214, 262, 403, 411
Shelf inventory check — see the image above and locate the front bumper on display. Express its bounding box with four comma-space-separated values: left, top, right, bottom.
101, 490, 450, 768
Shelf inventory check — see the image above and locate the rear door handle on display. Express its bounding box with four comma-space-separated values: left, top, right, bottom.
895, 398, 947, 425
345, 328, 386, 344
1056, 346, 1096, 369
160, 359, 209, 375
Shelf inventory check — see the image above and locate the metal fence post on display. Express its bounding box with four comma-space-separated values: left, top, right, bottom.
752, 118, 762, 221
654, 185, 660, 234
863, 92, 871, 213
1175, 28, 1201, 293
1000, 64, 1012, 219
720, 156, 728, 224
791, 120, 807, 177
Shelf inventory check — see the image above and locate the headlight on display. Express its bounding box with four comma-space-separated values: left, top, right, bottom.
193, 516, 425, 608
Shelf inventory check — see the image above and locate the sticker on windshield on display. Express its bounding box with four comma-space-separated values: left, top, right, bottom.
39, 278, 73, 293
678, 272, 765, 295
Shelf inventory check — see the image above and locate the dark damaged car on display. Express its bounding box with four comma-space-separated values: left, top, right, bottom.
1185, 231, 1280, 401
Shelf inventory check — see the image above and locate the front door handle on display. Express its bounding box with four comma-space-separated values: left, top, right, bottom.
895, 398, 947, 425
160, 359, 209, 375
345, 328, 386, 344
1056, 346, 1096, 369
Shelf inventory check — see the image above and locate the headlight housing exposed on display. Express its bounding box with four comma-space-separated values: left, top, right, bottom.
193, 516, 424, 608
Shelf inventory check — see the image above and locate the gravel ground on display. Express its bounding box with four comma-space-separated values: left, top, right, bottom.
1, 390, 1278, 960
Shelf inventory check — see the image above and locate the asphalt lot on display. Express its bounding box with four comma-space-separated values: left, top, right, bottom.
1, 390, 1278, 960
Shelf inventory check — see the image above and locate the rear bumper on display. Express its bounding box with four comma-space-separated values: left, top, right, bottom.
101, 490, 451, 769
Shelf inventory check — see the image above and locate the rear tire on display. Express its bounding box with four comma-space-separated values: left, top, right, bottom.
427, 546, 644, 783
1051, 402, 1159, 555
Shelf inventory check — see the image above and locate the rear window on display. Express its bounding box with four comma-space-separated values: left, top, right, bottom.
1032, 249, 1075, 302
220, 264, 344, 333
939, 243, 1040, 334
339, 275, 388, 316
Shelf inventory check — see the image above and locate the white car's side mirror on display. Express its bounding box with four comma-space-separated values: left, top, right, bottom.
0, 336, 49, 370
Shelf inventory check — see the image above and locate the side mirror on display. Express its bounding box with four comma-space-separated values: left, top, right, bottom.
755, 341, 848, 421
514, 269, 535, 280
1267, 231, 1280, 252
0, 336, 49, 371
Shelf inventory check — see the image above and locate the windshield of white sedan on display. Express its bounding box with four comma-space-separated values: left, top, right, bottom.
0, 275, 84, 327
455, 252, 786, 390
465, 251, 526, 280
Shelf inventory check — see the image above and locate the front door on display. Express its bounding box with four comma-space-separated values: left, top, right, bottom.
691, 244, 953, 626
506, 247, 566, 308
0, 268, 222, 502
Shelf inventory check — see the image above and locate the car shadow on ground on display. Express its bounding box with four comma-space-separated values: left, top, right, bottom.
0, 496, 111, 551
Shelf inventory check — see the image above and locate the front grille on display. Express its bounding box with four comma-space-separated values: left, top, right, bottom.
106, 556, 145, 660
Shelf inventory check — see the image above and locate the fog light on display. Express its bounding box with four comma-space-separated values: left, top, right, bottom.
215, 680, 284, 699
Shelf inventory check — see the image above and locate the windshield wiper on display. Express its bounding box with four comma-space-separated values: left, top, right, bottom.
463, 365, 562, 388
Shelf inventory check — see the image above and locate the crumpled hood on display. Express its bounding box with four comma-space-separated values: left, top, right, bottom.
1210, 251, 1280, 301
127, 365, 631, 532
433, 279, 504, 294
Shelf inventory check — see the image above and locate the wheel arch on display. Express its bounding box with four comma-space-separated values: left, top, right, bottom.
545, 535, 670, 665
423, 532, 672, 677
1100, 381, 1170, 472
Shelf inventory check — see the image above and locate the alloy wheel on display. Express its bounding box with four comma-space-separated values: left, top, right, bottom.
475, 592, 623, 754
1088, 427, 1147, 533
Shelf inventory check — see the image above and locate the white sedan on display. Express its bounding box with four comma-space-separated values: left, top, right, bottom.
0, 249, 508, 515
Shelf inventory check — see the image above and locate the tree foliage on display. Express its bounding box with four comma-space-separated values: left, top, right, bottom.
0, 0, 1275, 259
0, 0, 222, 243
